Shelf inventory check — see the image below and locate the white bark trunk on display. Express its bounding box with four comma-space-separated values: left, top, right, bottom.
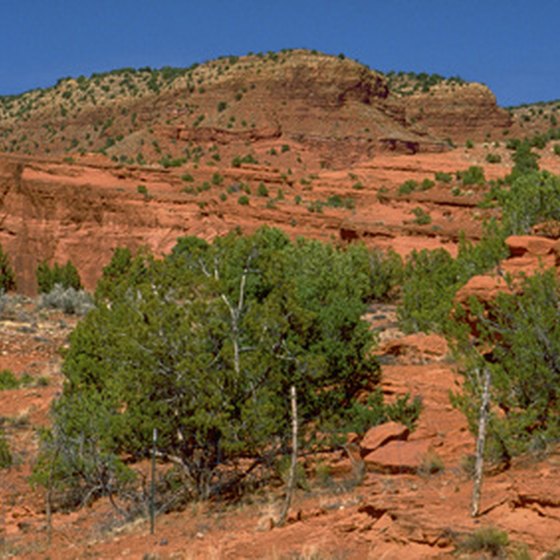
471, 366, 491, 517
278, 385, 298, 527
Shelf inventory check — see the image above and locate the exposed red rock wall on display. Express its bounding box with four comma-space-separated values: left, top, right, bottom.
403, 83, 512, 142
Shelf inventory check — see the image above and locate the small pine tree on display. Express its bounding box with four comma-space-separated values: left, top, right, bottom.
36, 260, 82, 293
0, 244, 16, 292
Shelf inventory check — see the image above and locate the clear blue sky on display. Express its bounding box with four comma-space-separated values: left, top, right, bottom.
1, 0, 558, 107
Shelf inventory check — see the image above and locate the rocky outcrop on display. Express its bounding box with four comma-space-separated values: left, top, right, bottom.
403, 82, 512, 142
457, 234, 560, 307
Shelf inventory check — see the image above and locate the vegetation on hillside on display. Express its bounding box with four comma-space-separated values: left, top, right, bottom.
32, 228, 419, 510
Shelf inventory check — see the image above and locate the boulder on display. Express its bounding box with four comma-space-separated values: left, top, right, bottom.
363, 439, 432, 473
506, 235, 556, 257
360, 421, 409, 456
455, 274, 510, 306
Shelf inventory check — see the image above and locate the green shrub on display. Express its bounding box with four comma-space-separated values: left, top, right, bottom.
465, 139, 474, 149
0, 430, 11, 469
411, 207, 432, 225
0, 369, 19, 390
211, 172, 223, 186
398, 225, 507, 334
398, 179, 418, 195
450, 270, 560, 461
458, 165, 485, 186
485, 153, 502, 164
434, 171, 452, 183
508, 141, 539, 180
502, 171, 560, 233
398, 249, 459, 333
457, 526, 509, 555
326, 195, 355, 210
217, 101, 227, 112
420, 178, 435, 191
554, 144, 560, 156
159, 156, 186, 168
231, 154, 258, 167
36, 228, 381, 503
36, 261, 82, 294
257, 182, 269, 197
181, 173, 194, 182
237, 195, 250, 205
0, 245, 16, 292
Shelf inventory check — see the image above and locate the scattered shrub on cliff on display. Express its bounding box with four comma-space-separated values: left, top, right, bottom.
457, 165, 485, 186
411, 207, 432, 225
34, 228, 386, 505
0, 369, 23, 390
485, 153, 502, 164
434, 171, 452, 183
231, 154, 258, 167
398, 179, 418, 195
257, 182, 269, 197
0, 245, 16, 293
36, 260, 82, 294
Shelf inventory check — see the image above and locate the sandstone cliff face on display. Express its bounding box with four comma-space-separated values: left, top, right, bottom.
403, 82, 512, 142
0, 157, 203, 294
0, 51, 520, 294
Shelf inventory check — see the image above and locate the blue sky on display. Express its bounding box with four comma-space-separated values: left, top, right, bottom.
1, 0, 558, 106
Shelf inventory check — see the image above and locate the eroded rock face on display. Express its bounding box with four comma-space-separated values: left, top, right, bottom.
403, 83, 512, 142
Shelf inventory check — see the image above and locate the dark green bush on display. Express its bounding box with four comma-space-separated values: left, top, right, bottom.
485, 153, 502, 164
411, 207, 432, 225
0, 369, 19, 390
420, 178, 435, 191
231, 154, 258, 167
434, 171, 452, 183
0, 244, 16, 292
398, 179, 418, 195
35, 228, 382, 504
0, 429, 11, 469
36, 261, 82, 294
457, 166, 485, 186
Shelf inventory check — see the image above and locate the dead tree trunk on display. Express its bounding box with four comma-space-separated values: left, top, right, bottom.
277, 385, 298, 527
471, 366, 491, 517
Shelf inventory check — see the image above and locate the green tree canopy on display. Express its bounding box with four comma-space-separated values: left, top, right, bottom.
41, 228, 382, 502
